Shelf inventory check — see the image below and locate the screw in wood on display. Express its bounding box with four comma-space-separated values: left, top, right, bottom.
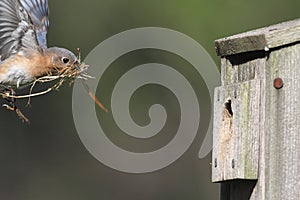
214, 158, 217, 168
231, 159, 235, 169
234, 90, 237, 99
273, 77, 284, 89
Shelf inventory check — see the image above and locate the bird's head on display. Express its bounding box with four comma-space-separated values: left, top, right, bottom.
46, 47, 78, 69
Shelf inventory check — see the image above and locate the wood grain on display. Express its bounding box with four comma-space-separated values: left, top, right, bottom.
215, 18, 300, 56
213, 18, 300, 200
212, 80, 260, 182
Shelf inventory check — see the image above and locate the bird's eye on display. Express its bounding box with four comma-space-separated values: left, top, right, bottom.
62, 57, 70, 64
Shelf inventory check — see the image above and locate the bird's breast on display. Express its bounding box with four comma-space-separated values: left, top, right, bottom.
0, 52, 53, 88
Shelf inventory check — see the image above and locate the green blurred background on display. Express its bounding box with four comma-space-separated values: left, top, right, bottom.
0, 0, 299, 199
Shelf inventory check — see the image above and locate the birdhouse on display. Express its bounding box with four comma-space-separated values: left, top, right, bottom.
212, 18, 300, 200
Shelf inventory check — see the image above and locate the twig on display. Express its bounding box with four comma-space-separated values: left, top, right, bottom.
81, 80, 108, 113
2, 88, 53, 99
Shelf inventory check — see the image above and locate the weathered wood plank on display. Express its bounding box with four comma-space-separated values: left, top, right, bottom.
250, 42, 300, 200
221, 53, 266, 86
215, 18, 300, 56
212, 80, 260, 182
214, 18, 300, 200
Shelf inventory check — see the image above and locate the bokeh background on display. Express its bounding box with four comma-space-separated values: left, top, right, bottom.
0, 0, 299, 199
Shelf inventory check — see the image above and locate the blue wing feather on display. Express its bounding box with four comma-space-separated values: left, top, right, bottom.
0, 0, 49, 60
0, 0, 40, 59
20, 0, 49, 48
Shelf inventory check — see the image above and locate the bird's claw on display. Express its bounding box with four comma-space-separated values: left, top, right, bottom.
1, 86, 30, 124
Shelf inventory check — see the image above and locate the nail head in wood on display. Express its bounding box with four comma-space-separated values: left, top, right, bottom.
273, 77, 284, 89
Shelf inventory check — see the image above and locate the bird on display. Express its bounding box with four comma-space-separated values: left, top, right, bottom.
0, 0, 78, 88
0, 0, 103, 123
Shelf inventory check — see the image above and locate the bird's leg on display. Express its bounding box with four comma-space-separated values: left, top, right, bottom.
2, 87, 16, 110
0, 85, 30, 124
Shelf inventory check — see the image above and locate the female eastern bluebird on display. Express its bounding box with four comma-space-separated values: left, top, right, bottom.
0, 0, 78, 87
0, 0, 81, 122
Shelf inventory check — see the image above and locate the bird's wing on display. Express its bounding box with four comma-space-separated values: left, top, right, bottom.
20, 0, 49, 48
0, 0, 49, 60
